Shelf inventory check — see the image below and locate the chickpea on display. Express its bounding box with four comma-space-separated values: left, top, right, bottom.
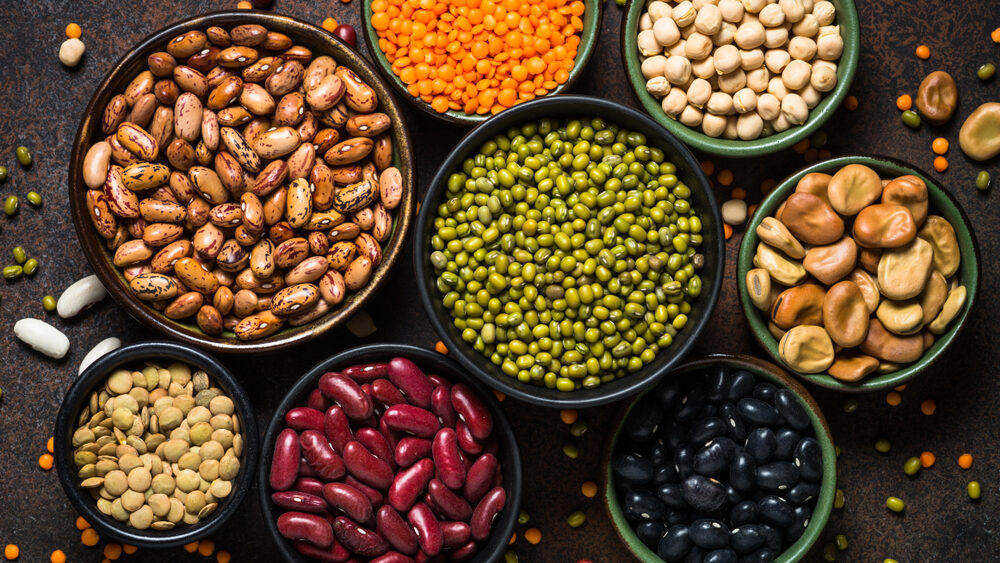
765, 49, 791, 73
695, 4, 724, 35
767, 76, 790, 100
737, 111, 765, 139
692, 56, 717, 79
740, 48, 765, 70
792, 13, 819, 37
714, 44, 742, 74
637, 30, 662, 56
702, 112, 729, 137
740, 12, 759, 25
686, 32, 715, 59
741, 0, 766, 14
801, 0, 815, 12
799, 83, 822, 107
761, 119, 775, 136
813, 0, 836, 26
641, 55, 669, 79
812, 59, 837, 74
757, 92, 782, 120
778, 0, 806, 23
640, 12, 653, 31
781, 59, 812, 90
673, 1, 697, 27
718, 68, 748, 93
781, 92, 809, 124
759, 4, 785, 27
764, 27, 789, 49
788, 36, 817, 60
723, 115, 740, 139
719, 0, 745, 22
647, 1, 673, 22
706, 91, 735, 114
816, 26, 844, 60
772, 113, 791, 132
688, 78, 714, 106
664, 55, 693, 84
679, 104, 705, 127
692, 0, 720, 10
733, 87, 759, 113
681, 23, 700, 40
662, 87, 689, 116
667, 39, 689, 57
646, 76, 671, 97
712, 22, 737, 46
746, 67, 770, 92
653, 17, 681, 46
734, 21, 766, 49
810, 62, 838, 92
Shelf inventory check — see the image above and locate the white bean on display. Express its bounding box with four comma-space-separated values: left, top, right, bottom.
702, 113, 728, 136
653, 17, 681, 46
14, 319, 70, 359
59, 38, 86, 67
722, 199, 749, 224
641, 55, 669, 79
57, 275, 107, 319
688, 78, 714, 106
781, 92, 809, 124
79, 337, 123, 375
757, 93, 782, 120
695, 4, 723, 35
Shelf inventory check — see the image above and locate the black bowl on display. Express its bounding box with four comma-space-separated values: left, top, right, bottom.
413, 95, 725, 408
257, 343, 522, 563
54, 341, 259, 548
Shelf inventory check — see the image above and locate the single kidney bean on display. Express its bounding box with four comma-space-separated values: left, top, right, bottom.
382, 404, 440, 438
376, 505, 419, 555
439, 521, 471, 549
431, 386, 457, 428
394, 437, 432, 468
379, 416, 401, 450
320, 372, 374, 420
432, 428, 467, 490
387, 356, 434, 408
298, 456, 319, 477
324, 405, 355, 453
307, 387, 331, 411
370, 552, 416, 563
407, 502, 444, 556
343, 440, 394, 488
371, 378, 408, 407
292, 537, 352, 562
427, 374, 451, 388
345, 474, 384, 506
450, 384, 492, 440
463, 453, 498, 504
293, 476, 326, 497
286, 406, 326, 432
272, 490, 329, 513
454, 420, 484, 455
428, 479, 472, 521
323, 482, 375, 524
450, 540, 479, 562
470, 487, 506, 541
332, 516, 390, 557
356, 426, 396, 469
301, 429, 347, 480
389, 458, 435, 512
270, 428, 300, 491
343, 361, 388, 382
277, 511, 334, 548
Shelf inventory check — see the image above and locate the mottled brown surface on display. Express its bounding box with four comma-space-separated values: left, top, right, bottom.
0, 0, 997, 561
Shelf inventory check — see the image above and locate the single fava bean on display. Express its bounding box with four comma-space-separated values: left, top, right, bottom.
754, 242, 807, 286
847, 268, 881, 314
859, 247, 881, 273
756, 217, 805, 259
779, 325, 835, 373
928, 285, 967, 334
958, 102, 1000, 161
917, 215, 960, 278
770, 284, 825, 330
826, 164, 882, 215
828, 351, 880, 382
918, 271, 949, 325
915, 71, 958, 125
776, 192, 844, 245
878, 237, 934, 300
860, 318, 924, 363
746, 268, 777, 311
853, 204, 917, 249
876, 299, 924, 335
882, 175, 928, 226
794, 172, 832, 206
822, 280, 870, 347
803, 237, 857, 285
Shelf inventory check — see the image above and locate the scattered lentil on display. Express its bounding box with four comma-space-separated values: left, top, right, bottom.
103, 544, 122, 560
958, 453, 973, 469
793, 138, 811, 154
198, 540, 215, 557
920, 451, 936, 468
75, 516, 90, 530
322, 17, 339, 32
216, 551, 231, 563
510, 532, 516, 544
700, 160, 715, 176
844, 95, 859, 111
886, 496, 905, 512
560, 409, 578, 425
895, 384, 907, 391
50, 550, 66, 563
237, 1, 253, 8
904, 457, 921, 476
730, 187, 746, 200
920, 399, 936, 415
46, 437, 53, 453
717, 169, 734, 186
976, 171, 991, 191
123, 545, 137, 555
932, 138, 949, 154
724, 223, 733, 240
993, 28, 1000, 43
874, 438, 891, 453
81, 527, 100, 546
581, 481, 597, 498
896, 95, 912, 111
886, 391, 902, 406
4, 544, 19, 560
493, 390, 507, 401
934, 156, 949, 172
435, 340, 449, 354
38, 453, 53, 470
915, 45, 930, 59
524, 528, 542, 544
567, 511, 586, 528
65, 23, 82, 38
183, 542, 199, 553
968, 481, 981, 500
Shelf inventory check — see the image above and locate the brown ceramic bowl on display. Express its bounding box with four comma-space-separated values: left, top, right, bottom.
68, 10, 416, 354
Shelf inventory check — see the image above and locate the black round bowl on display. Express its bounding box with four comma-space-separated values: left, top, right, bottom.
413, 95, 725, 408
54, 341, 259, 548
257, 343, 522, 563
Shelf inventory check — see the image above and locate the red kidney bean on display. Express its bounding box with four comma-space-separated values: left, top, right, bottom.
277, 511, 334, 548
372, 378, 407, 407
470, 487, 506, 541
272, 490, 329, 513
449, 540, 478, 562
299, 456, 319, 477
345, 474, 384, 506
427, 374, 451, 389
428, 479, 472, 521
454, 420, 483, 456
490, 462, 503, 490
332, 516, 389, 557
430, 386, 456, 428
323, 482, 375, 524
324, 405, 355, 453
320, 372, 374, 420
371, 553, 416, 563
387, 357, 434, 408
379, 416, 401, 450
301, 430, 347, 481
394, 437, 432, 468
343, 361, 388, 382
439, 521, 471, 549
462, 453, 498, 504
270, 428, 300, 491
432, 428, 466, 490
376, 504, 419, 555
388, 458, 434, 512
343, 440, 394, 488
293, 476, 326, 497
293, 537, 352, 562
383, 405, 440, 438
407, 502, 444, 556
356, 427, 396, 469
285, 406, 326, 432
307, 387, 332, 411
450, 384, 492, 440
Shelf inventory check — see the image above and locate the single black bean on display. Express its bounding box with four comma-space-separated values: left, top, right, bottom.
794, 437, 823, 482
682, 546, 705, 563
717, 402, 747, 442
635, 521, 668, 546
657, 524, 692, 562
654, 377, 685, 410
725, 370, 755, 402
665, 509, 689, 526
657, 482, 688, 510
686, 417, 727, 444
647, 441, 669, 466
626, 396, 663, 442
688, 518, 730, 550
693, 437, 736, 476
773, 428, 801, 460
705, 364, 731, 402
751, 382, 777, 403
758, 495, 795, 528
674, 385, 707, 422
729, 450, 756, 492
786, 481, 820, 505
728, 500, 759, 527
613, 452, 654, 485
700, 403, 718, 417
725, 484, 742, 505
674, 444, 695, 480
681, 475, 727, 512
760, 523, 782, 552
742, 547, 778, 563
624, 489, 667, 522
661, 421, 687, 450
773, 389, 810, 430
703, 548, 738, 563
783, 504, 811, 543
737, 398, 782, 427
653, 464, 679, 485
745, 427, 777, 465
730, 523, 767, 554
756, 461, 799, 492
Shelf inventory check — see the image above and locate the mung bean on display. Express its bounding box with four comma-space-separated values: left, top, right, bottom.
567, 511, 586, 528
23, 258, 38, 276
569, 420, 588, 437
875, 438, 891, 453
4, 196, 18, 216
12, 247, 26, 264
904, 457, 921, 476
3, 265, 23, 279
841, 398, 859, 413
823, 543, 837, 561
42, 295, 57, 312
0, 166, 7, 182
978, 63, 996, 81
968, 481, 981, 500
902, 110, 922, 129
26, 191, 42, 207
834, 489, 845, 509
886, 496, 905, 512
15, 146, 31, 167
976, 171, 991, 191
835, 534, 848, 550
517, 510, 530, 525
563, 442, 580, 459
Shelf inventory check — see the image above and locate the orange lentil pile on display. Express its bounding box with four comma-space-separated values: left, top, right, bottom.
371, 0, 586, 115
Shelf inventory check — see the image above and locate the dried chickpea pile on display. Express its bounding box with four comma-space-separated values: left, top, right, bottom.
81, 23, 405, 341
370, 0, 586, 115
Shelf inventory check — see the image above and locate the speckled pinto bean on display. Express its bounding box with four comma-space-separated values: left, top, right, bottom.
387, 357, 434, 408
428, 479, 473, 521
383, 405, 441, 438
271, 490, 329, 513
431, 386, 457, 428
463, 453, 499, 504
343, 441, 394, 489
432, 428, 467, 490
320, 372, 375, 420
470, 487, 506, 541
285, 407, 326, 433
277, 511, 334, 548
301, 430, 347, 481
394, 437, 432, 468
324, 406, 355, 453
356, 427, 396, 469
343, 362, 389, 383
450, 384, 493, 440
333, 516, 390, 557
323, 482, 375, 524
376, 505, 419, 555
388, 458, 435, 512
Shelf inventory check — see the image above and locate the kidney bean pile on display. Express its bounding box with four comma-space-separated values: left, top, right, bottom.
612, 364, 824, 562
269, 357, 507, 562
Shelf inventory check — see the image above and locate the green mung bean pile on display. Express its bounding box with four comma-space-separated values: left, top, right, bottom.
428, 117, 707, 392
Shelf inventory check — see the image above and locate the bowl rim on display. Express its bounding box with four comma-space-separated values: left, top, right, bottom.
619, 0, 860, 158
736, 154, 981, 392
53, 341, 259, 548
412, 94, 725, 408
601, 353, 837, 562
358, 0, 605, 125
255, 343, 523, 563
67, 10, 417, 354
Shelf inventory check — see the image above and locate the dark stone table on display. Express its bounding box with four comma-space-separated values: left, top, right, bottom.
0, 0, 997, 561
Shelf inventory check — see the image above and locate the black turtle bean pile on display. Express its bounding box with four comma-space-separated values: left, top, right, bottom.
612, 364, 825, 562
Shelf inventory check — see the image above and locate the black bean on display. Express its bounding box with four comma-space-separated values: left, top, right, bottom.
657, 524, 692, 562
737, 398, 782, 427
635, 521, 668, 546
665, 509, 689, 526
717, 402, 747, 442
681, 475, 727, 512
613, 452, 653, 485
704, 548, 738, 563
730, 523, 767, 554
674, 444, 695, 480
624, 489, 667, 522
687, 417, 727, 444
741, 547, 778, 563
773, 428, 801, 460
751, 382, 777, 403
726, 484, 742, 505
626, 395, 663, 442
758, 495, 795, 528
729, 450, 756, 492
745, 427, 777, 465
661, 421, 688, 450
655, 377, 685, 410
728, 500, 759, 527
657, 482, 688, 510
682, 546, 705, 563
689, 518, 730, 550
653, 464, 679, 485
674, 385, 707, 422
773, 388, 810, 430
705, 364, 731, 402
760, 523, 782, 552
756, 461, 799, 492
694, 437, 737, 476
726, 370, 755, 402
701, 403, 718, 417
794, 437, 823, 483
785, 481, 820, 505
647, 441, 669, 466
783, 504, 811, 543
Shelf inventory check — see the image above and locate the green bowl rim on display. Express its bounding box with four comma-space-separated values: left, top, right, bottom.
736, 155, 981, 392
619, 0, 860, 158
602, 353, 837, 562
359, 0, 605, 126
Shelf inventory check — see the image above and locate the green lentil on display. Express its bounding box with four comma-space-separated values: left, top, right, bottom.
12, 246, 26, 264
976, 171, 991, 191
902, 110, 921, 129
26, 191, 42, 207
517, 510, 530, 525
904, 457, 921, 476
834, 489, 845, 509
835, 534, 848, 551
886, 496, 905, 512
567, 511, 586, 528
978, 63, 996, 81
3, 265, 23, 280
874, 438, 891, 453
15, 146, 31, 167
4, 195, 18, 216
42, 295, 57, 312
23, 258, 38, 276
569, 420, 588, 437
841, 398, 859, 413
822, 543, 837, 561
562, 442, 579, 459
0, 165, 7, 182
810, 130, 828, 148
968, 481, 981, 500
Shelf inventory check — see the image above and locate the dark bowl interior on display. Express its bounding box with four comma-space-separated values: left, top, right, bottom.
53, 341, 259, 548
68, 10, 416, 354
413, 95, 725, 408
257, 343, 522, 563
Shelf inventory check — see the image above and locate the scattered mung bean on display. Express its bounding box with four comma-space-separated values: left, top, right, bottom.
3, 265, 22, 279
0, 165, 7, 182
977, 63, 996, 81
904, 457, 921, 476
569, 420, 588, 437
23, 258, 38, 276
902, 110, 921, 129
42, 295, 57, 311
968, 481, 981, 500
563, 442, 580, 459
567, 511, 586, 528
12, 246, 26, 264
26, 191, 42, 206
4, 195, 18, 216
874, 438, 891, 453
823, 543, 837, 561
976, 171, 991, 191
885, 496, 905, 512
15, 146, 31, 167
835, 535, 848, 551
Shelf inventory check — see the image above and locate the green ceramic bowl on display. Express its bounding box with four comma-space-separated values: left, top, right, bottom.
620, 0, 859, 158
737, 155, 980, 392
603, 354, 837, 562
360, 0, 604, 126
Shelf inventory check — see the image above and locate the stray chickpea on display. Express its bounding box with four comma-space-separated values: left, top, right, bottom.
714, 44, 742, 74
810, 63, 838, 92
712, 22, 737, 46
779, 0, 806, 23
695, 4, 724, 35
673, 1, 697, 27
768, 76, 790, 100
688, 78, 714, 106
782, 59, 812, 90
781, 92, 809, 124
662, 88, 689, 116
764, 27, 789, 49
798, 83, 823, 108
740, 48, 765, 70
759, 4, 786, 27
733, 87, 759, 113
692, 56, 717, 78
638, 30, 662, 56
746, 67, 770, 92
718, 68, 747, 93
792, 13, 819, 37
641, 55, 669, 79
741, 0, 767, 15
664, 55, 693, 84
816, 26, 844, 60
734, 21, 766, 49
757, 92, 782, 120
646, 76, 671, 97
706, 91, 735, 114
647, 1, 673, 22
719, 0, 745, 22
686, 32, 715, 59
702, 113, 729, 136
653, 17, 681, 46
737, 111, 765, 139
765, 49, 791, 73
640, 12, 653, 31
813, 0, 836, 25
723, 115, 740, 139
788, 36, 817, 60
679, 104, 705, 127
